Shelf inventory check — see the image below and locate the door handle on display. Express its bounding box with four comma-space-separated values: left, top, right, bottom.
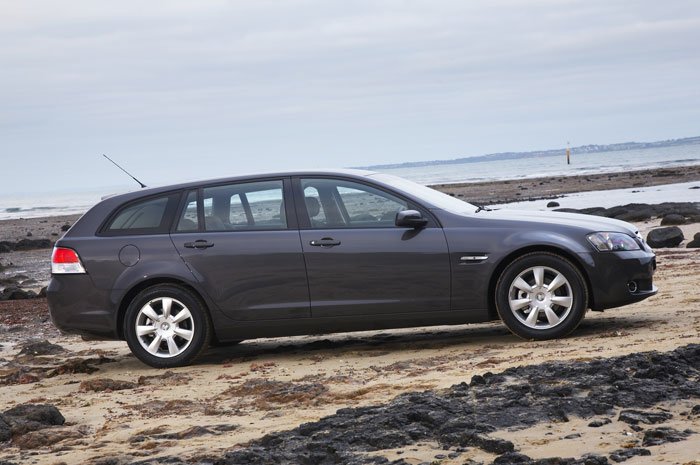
309, 238, 341, 247
184, 240, 214, 249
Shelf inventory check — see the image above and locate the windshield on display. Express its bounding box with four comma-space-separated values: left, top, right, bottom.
369, 173, 477, 214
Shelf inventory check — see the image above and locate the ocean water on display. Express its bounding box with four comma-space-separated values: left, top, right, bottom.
1, 144, 699, 220
379, 143, 700, 185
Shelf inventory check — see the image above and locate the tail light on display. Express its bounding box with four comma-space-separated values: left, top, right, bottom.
51, 247, 87, 274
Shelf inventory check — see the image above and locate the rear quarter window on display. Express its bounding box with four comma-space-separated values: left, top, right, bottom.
102, 193, 180, 235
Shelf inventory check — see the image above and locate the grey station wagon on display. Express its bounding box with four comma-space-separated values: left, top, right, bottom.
48, 170, 657, 367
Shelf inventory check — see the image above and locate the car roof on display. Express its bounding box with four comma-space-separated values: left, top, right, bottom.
100, 168, 378, 203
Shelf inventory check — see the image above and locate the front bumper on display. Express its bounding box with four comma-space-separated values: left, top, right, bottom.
583, 249, 658, 311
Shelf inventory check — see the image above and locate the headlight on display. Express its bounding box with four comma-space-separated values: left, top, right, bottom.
587, 232, 641, 251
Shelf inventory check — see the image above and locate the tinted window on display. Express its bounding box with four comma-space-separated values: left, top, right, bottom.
300, 179, 408, 228
202, 180, 287, 231
176, 190, 199, 232
106, 194, 178, 235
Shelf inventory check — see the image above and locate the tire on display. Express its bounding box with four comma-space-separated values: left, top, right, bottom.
124, 284, 212, 368
495, 252, 588, 340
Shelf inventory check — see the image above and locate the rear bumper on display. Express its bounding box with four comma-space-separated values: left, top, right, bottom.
47, 275, 120, 339
583, 250, 658, 311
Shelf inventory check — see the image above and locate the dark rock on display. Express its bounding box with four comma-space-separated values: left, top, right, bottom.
61, 224, 71, 231
25, 232, 32, 237
448, 431, 514, 454
660, 214, 685, 225
608, 448, 651, 462
38, 286, 47, 297
0, 414, 11, 442
690, 186, 700, 189
80, 378, 137, 392
603, 206, 629, 218
18, 339, 65, 356
2, 404, 65, 436
554, 208, 581, 214
581, 456, 612, 465
588, 418, 612, 427
615, 209, 652, 222
690, 405, 700, 417
687, 232, 700, 248
579, 207, 607, 215
647, 227, 684, 248
547, 201, 560, 208
0, 239, 52, 253
1, 287, 37, 300
618, 409, 672, 425
13, 427, 84, 449
642, 427, 693, 446
493, 452, 531, 463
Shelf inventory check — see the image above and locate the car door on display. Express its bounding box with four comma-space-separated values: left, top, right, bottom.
171, 178, 310, 321
295, 177, 450, 318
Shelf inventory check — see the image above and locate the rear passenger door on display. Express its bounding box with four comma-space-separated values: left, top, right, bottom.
171, 178, 310, 321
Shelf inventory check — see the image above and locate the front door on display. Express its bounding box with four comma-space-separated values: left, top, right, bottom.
171, 179, 310, 321
296, 177, 450, 318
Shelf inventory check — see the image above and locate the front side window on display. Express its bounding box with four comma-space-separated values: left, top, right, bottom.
201, 180, 287, 231
300, 178, 408, 228
105, 194, 178, 235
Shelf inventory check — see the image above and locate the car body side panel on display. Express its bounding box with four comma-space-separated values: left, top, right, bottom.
48, 234, 225, 338
438, 212, 598, 311
171, 230, 311, 321
210, 309, 489, 342
299, 227, 451, 317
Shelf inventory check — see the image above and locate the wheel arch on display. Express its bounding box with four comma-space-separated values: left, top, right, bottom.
487, 245, 594, 320
117, 278, 213, 340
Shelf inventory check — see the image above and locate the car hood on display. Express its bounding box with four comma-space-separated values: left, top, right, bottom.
478, 208, 639, 235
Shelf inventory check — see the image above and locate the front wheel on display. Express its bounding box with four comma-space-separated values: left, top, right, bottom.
124, 284, 211, 368
495, 252, 588, 340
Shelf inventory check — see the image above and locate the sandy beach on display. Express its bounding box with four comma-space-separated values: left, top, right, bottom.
1, 165, 699, 465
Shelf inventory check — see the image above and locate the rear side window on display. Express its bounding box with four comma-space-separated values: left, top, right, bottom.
104, 193, 179, 235
201, 180, 287, 231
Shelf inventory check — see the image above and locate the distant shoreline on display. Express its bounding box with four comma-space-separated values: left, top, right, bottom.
1, 165, 698, 238
359, 135, 700, 170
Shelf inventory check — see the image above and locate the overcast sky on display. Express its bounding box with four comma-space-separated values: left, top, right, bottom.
2, 0, 699, 195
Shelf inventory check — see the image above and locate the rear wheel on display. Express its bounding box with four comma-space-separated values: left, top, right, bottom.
495, 252, 588, 340
124, 284, 211, 368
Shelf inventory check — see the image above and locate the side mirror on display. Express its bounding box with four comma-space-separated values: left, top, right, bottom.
395, 210, 428, 228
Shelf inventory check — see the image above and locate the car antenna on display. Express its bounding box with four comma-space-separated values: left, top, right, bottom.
102, 154, 147, 188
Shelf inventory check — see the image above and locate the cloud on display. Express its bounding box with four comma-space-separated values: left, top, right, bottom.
1, 0, 699, 193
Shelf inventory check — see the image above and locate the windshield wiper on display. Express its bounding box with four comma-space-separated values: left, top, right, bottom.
475, 205, 493, 213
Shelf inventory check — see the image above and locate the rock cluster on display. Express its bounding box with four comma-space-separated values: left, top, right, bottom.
554, 202, 700, 224
0, 286, 46, 301
169, 344, 698, 465
0, 404, 64, 443
0, 239, 52, 254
